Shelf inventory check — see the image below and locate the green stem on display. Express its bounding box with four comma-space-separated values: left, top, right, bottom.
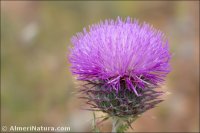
112, 117, 122, 132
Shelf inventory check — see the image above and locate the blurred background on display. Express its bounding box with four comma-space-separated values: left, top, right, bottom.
1, 1, 199, 132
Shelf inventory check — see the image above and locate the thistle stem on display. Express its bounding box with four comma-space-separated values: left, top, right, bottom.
112, 117, 122, 132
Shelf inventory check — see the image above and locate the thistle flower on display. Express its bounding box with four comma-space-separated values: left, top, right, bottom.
69, 17, 171, 132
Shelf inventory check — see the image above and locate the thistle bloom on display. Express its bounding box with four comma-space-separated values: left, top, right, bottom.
69, 17, 171, 131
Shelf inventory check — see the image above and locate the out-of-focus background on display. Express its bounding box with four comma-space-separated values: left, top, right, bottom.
1, 1, 199, 132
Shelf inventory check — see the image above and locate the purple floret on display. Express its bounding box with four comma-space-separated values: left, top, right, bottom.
69, 17, 171, 96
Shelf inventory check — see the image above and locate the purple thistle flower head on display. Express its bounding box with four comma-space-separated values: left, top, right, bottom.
69, 17, 171, 127
69, 17, 171, 96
